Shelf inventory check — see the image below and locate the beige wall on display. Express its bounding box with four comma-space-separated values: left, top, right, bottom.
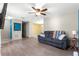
44, 11, 77, 38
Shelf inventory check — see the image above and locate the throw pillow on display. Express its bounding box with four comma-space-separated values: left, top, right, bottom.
57, 31, 62, 39
58, 34, 66, 40
52, 31, 56, 39
40, 34, 45, 37
55, 31, 62, 39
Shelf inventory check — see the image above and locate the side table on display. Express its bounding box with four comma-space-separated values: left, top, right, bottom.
70, 38, 77, 50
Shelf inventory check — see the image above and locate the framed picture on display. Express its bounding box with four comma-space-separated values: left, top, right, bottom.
14, 23, 21, 31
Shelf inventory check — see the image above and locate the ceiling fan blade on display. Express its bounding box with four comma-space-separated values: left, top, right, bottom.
40, 13, 46, 15
32, 7, 40, 12
41, 8, 47, 12
32, 7, 36, 11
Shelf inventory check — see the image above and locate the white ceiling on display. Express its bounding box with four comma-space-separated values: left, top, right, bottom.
46, 3, 79, 16
0, 3, 79, 24
6, 3, 35, 17
0, 3, 79, 17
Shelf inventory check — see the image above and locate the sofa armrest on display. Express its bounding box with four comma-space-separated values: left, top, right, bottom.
38, 35, 45, 42
62, 36, 70, 49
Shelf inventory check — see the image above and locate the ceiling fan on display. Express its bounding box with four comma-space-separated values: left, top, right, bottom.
27, 7, 48, 16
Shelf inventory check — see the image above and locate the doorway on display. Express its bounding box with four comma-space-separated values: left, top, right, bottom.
32, 23, 44, 38
22, 22, 27, 38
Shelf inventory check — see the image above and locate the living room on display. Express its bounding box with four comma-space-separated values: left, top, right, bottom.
0, 3, 79, 56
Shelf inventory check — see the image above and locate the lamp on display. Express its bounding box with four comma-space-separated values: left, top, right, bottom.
72, 31, 78, 56
72, 31, 77, 38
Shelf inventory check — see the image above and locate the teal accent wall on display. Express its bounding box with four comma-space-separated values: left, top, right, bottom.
10, 19, 12, 39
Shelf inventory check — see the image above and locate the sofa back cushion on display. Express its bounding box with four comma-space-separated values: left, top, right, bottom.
52, 31, 56, 39
44, 31, 66, 40
55, 31, 62, 39
44, 31, 54, 39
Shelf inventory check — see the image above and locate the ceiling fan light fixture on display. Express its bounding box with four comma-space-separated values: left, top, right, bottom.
36, 12, 41, 15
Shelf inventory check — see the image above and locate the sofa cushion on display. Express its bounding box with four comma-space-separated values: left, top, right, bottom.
52, 39, 63, 44
44, 31, 54, 38
45, 37, 53, 41
46, 38, 63, 44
